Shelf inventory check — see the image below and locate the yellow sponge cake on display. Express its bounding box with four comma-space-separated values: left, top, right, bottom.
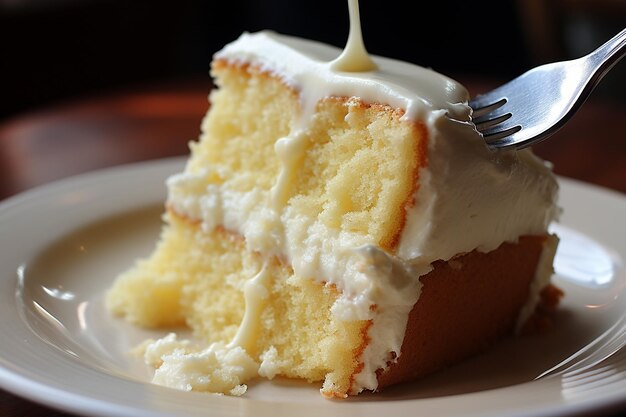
106, 22, 561, 398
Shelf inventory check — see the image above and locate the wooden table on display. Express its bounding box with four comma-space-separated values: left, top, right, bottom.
0, 76, 624, 416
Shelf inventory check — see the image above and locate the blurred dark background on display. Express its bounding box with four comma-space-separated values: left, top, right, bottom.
1, 0, 625, 122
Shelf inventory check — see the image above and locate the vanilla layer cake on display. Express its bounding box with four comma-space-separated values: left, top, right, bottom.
106, 31, 561, 397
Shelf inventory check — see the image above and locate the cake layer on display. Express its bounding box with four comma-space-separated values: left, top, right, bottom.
107, 211, 558, 396
179, 62, 423, 253
212, 31, 560, 267
107, 211, 369, 396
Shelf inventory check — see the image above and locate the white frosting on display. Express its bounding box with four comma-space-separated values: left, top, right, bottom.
166, 30, 559, 394
215, 31, 470, 125
140, 263, 282, 396
515, 234, 559, 332
399, 117, 560, 272
142, 333, 259, 396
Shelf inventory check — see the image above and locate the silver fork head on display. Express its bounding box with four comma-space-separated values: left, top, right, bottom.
470, 96, 521, 146
470, 27, 626, 150
468, 59, 581, 151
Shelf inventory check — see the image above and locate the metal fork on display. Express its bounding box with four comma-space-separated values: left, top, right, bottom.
470, 28, 626, 150
535, 311, 626, 380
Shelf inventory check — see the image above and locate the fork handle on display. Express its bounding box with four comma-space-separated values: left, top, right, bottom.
588, 28, 626, 87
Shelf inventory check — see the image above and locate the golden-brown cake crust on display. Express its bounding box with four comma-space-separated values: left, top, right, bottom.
374, 235, 555, 390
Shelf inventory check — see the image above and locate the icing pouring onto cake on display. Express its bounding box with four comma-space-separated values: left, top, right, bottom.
331, 0, 377, 72
229, 263, 271, 351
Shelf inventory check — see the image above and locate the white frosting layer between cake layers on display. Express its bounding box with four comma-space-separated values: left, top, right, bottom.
167, 31, 560, 393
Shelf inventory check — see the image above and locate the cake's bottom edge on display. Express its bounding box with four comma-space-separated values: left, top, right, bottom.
373, 234, 561, 392
105, 211, 562, 398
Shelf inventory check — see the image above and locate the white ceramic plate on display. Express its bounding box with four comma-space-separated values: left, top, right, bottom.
0, 157, 625, 417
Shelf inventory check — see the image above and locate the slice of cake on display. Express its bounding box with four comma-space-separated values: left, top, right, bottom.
106, 29, 562, 398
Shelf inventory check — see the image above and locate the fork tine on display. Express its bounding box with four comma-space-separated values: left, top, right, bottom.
469, 97, 507, 118
474, 112, 512, 131
471, 102, 511, 123
482, 126, 523, 148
